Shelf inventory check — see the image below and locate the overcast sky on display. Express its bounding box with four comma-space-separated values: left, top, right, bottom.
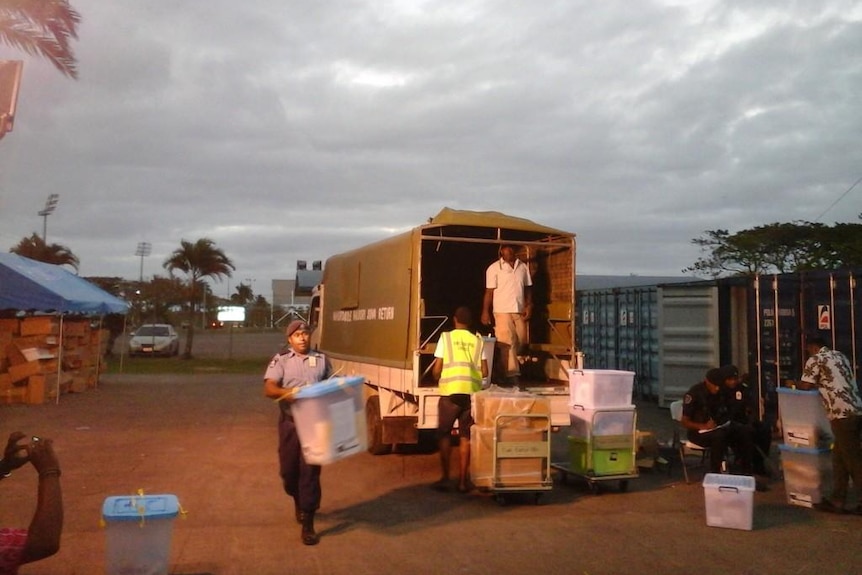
2, 0, 861, 300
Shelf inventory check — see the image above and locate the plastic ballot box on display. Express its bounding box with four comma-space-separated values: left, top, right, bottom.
292, 376, 367, 465
102, 493, 180, 575
702, 474, 755, 531
567, 369, 634, 409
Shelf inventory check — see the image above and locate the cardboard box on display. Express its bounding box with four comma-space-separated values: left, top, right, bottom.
703, 473, 755, 530
64, 321, 89, 336
471, 388, 550, 428
636, 430, 660, 469
0, 319, 19, 335
8, 360, 41, 383
471, 425, 547, 488
20, 317, 56, 336
27, 375, 46, 404
70, 375, 88, 393
0, 387, 26, 405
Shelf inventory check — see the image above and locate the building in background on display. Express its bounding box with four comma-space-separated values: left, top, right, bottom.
271, 260, 322, 325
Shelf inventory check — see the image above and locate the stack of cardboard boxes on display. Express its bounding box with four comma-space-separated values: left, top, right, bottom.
470, 388, 551, 489
0, 316, 109, 405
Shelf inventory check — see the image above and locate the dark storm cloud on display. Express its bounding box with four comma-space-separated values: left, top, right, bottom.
1, 0, 861, 294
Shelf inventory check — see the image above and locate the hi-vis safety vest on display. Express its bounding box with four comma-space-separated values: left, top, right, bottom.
438, 329, 483, 396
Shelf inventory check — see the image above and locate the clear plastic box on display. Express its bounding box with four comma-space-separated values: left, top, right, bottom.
702, 473, 755, 530
292, 376, 367, 465
102, 494, 179, 575
569, 406, 636, 439
776, 388, 832, 448
567, 369, 634, 409
779, 444, 833, 507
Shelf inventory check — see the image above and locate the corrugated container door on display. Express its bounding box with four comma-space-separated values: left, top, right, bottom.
658, 284, 720, 407
576, 287, 660, 400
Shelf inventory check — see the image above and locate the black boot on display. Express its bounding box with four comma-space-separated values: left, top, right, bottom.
299, 512, 319, 546
293, 500, 301, 524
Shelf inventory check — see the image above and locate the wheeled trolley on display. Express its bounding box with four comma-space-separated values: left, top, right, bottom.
552, 406, 639, 494
473, 413, 553, 505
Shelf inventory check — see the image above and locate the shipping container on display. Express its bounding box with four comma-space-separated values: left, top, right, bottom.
578, 269, 862, 415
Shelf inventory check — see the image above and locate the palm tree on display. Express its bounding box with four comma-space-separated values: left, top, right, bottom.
10, 232, 79, 270
230, 282, 254, 306
163, 238, 234, 359
0, 0, 81, 79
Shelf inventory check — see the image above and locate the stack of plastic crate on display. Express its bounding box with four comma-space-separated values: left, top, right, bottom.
776, 387, 832, 508
566, 369, 637, 477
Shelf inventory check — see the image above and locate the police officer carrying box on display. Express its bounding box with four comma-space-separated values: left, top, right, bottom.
263, 320, 332, 545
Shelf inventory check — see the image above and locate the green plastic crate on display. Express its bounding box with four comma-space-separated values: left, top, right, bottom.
568, 436, 635, 476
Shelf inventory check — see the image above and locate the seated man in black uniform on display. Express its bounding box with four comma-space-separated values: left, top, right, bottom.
719, 364, 773, 477
681, 368, 761, 488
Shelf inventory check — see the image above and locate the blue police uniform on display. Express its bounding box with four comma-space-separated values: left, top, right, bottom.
264, 346, 332, 519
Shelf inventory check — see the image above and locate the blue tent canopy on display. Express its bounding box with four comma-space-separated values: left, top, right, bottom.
0, 253, 128, 315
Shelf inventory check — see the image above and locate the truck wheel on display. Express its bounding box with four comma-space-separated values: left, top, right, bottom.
365, 397, 392, 455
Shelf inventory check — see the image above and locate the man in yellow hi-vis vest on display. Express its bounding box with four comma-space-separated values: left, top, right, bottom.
431, 306, 488, 493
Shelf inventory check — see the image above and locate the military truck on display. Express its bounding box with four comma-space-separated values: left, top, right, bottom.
309, 208, 578, 454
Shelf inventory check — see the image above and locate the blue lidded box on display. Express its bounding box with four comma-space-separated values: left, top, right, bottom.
292, 376, 367, 465
102, 494, 180, 575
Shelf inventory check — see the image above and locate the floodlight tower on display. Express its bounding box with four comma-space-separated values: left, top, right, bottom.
38, 194, 59, 242
135, 241, 152, 283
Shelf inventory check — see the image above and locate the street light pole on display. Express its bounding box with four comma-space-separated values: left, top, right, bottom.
37, 193, 59, 242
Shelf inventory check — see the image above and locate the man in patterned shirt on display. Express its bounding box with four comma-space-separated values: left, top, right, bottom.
798, 335, 862, 515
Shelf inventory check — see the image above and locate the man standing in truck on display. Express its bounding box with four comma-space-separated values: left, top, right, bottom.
482, 244, 533, 384
432, 306, 488, 493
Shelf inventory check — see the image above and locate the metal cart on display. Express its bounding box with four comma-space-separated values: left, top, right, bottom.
481, 413, 553, 505
552, 406, 639, 494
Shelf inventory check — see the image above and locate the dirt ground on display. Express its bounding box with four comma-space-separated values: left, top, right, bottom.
1, 330, 860, 575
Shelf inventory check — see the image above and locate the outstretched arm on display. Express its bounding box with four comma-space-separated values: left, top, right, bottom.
21, 438, 63, 564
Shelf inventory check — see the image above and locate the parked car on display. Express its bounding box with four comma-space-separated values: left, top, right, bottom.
128, 324, 180, 357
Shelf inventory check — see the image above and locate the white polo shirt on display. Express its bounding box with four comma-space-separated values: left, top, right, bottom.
485, 257, 532, 313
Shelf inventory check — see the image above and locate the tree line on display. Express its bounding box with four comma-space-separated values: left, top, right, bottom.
684, 218, 862, 278
9, 234, 261, 359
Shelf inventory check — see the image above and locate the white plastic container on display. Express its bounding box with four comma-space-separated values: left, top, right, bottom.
776, 387, 832, 448
102, 494, 179, 575
292, 376, 367, 465
481, 336, 496, 388
567, 369, 634, 409
779, 444, 833, 507
569, 406, 636, 439
702, 473, 755, 530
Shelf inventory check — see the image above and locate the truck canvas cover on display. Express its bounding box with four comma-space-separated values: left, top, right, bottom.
318, 208, 576, 377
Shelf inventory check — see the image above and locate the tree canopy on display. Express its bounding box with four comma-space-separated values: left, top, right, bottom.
164, 238, 234, 358
10, 232, 79, 270
684, 219, 862, 278
0, 0, 81, 79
